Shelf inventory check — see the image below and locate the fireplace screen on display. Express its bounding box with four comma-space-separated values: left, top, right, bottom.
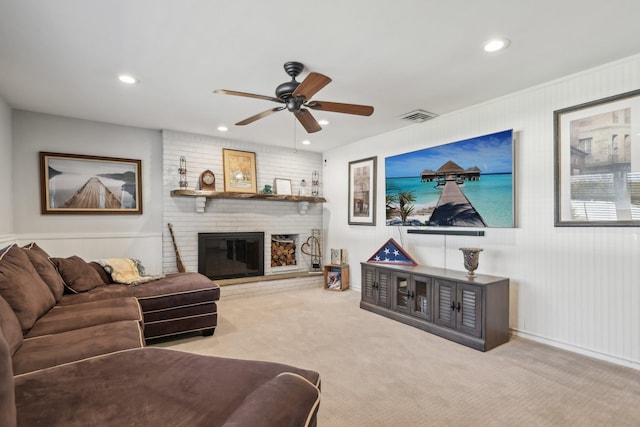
198, 232, 264, 280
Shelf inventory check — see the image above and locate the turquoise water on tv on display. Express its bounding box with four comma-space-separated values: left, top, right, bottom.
385, 174, 514, 227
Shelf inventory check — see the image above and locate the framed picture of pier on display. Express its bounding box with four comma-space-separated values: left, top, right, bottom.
384, 130, 515, 228
554, 89, 640, 226
348, 156, 377, 225
40, 152, 142, 214
222, 149, 257, 193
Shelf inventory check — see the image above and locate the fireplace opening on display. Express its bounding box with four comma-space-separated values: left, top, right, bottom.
198, 232, 264, 280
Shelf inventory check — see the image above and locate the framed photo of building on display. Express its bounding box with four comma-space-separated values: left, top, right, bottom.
39, 152, 142, 214
348, 156, 377, 225
554, 89, 640, 226
222, 149, 257, 193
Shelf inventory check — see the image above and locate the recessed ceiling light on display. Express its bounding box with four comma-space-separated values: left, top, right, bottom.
118, 74, 137, 84
217, 126, 228, 132
483, 38, 510, 53
302, 140, 311, 145
318, 119, 329, 126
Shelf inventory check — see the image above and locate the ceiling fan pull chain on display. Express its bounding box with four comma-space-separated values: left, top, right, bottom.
293, 117, 298, 153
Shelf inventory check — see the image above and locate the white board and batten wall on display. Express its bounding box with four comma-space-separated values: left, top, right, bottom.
323, 53, 640, 369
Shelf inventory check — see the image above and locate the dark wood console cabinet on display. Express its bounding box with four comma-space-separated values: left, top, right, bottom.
360, 262, 509, 351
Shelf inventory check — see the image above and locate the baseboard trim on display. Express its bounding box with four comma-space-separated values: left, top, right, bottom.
511, 328, 639, 371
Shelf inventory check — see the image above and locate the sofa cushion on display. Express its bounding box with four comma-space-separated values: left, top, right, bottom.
25, 297, 143, 338
14, 348, 320, 427
88, 261, 113, 284
0, 245, 56, 332
0, 327, 17, 427
22, 242, 65, 302
0, 295, 23, 356
12, 320, 144, 375
57, 283, 133, 306
50, 255, 108, 293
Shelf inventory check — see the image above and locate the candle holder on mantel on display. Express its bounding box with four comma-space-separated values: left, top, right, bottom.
178, 156, 188, 189
459, 247, 483, 276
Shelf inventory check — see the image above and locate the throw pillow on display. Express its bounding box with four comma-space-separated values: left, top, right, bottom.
0, 244, 56, 332
22, 242, 65, 302
50, 255, 108, 293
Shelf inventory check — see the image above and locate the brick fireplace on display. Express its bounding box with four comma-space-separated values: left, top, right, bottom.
162, 130, 323, 277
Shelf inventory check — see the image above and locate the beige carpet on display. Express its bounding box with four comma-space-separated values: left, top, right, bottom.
154, 287, 640, 426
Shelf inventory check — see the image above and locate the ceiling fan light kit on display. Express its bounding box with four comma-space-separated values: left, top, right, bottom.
215, 61, 374, 133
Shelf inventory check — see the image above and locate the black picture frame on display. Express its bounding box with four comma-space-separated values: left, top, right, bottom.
348, 156, 377, 225
554, 89, 640, 226
40, 152, 142, 215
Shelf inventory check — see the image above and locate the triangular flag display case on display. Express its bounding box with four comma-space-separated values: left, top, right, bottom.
367, 238, 417, 266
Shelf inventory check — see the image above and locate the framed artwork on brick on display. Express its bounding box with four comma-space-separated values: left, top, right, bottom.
222, 149, 257, 193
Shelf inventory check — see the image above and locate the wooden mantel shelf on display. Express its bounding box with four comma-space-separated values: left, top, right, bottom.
171, 189, 327, 203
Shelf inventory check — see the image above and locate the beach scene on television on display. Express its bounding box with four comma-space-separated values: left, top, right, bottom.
385, 129, 514, 227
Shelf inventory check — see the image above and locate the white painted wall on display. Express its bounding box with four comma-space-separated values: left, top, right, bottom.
11, 111, 164, 273
324, 53, 640, 368
0, 96, 14, 245
162, 130, 323, 275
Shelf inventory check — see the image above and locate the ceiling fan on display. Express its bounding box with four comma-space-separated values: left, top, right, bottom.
214, 61, 374, 133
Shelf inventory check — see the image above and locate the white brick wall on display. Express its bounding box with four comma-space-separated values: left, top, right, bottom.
162, 130, 324, 276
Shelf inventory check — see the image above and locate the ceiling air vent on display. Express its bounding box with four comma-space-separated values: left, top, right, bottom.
400, 109, 438, 123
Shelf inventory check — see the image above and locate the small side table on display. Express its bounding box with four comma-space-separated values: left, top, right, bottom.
323, 264, 349, 291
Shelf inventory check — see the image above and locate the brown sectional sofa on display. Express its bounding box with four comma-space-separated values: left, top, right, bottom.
0, 242, 321, 426
0, 241, 222, 371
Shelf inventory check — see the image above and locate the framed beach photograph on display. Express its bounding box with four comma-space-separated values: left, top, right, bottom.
40, 152, 142, 214
554, 89, 640, 226
274, 178, 292, 195
349, 156, 377, 225
385, 130, 515, 227
222, 149, 257, 193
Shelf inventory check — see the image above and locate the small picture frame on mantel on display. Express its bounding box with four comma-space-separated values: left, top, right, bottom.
274, 178, 292, 195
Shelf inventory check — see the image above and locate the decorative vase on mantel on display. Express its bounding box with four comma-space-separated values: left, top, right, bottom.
459, 247, 483, 276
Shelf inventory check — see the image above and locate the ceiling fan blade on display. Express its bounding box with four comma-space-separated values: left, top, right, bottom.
306, 100, 374, 116
236, 107, 285, 126
294, 109, 322, 133
214, 89, 284, 104
292, 72, 332, 99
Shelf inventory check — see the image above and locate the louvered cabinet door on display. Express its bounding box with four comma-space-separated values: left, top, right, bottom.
361, 265, 377, 305
456, 283, 482, 337
360, 265, 391, 308
433, 279, 456, 328
376, 268, 391, 308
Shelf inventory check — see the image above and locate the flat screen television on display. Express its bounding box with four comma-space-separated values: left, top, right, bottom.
385, 129, 514, 228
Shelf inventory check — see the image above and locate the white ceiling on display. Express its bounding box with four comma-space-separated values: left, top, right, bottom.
1, 1, 639, 153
